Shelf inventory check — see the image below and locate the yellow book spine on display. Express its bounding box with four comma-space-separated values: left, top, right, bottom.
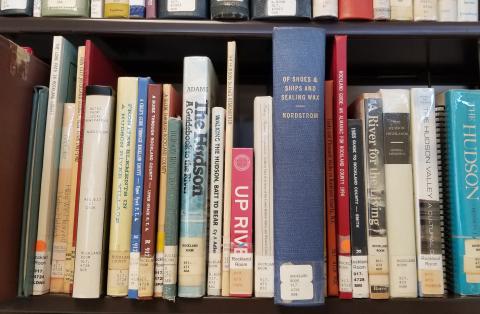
104, 0, 129, 18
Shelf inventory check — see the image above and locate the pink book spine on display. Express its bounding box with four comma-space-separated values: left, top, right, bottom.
145, 0, 156, 19
229, 148, 254, 297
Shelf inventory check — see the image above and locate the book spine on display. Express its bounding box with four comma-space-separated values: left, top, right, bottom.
273, 27, 326, 306
339, 0, 374, 20
104, 0, 129, 17
63, 45, 85, 294
381, 89, 418, 298
0, 0, 32, 15
390, 0, 413, 20
72, 87, 115, 299
410, 88, 444, 297
178, 57, 216, 298
438, 0, 457, 21
210, 0, 249, 20
41, 0, 89, 16
374, 0, 391, 19
333, 35, 352, 300
222, 41, 236, 297
229, 148, 254, 297
414, 0, 437, 20
145, 0, 155, 17
107, 77, 138, 297
127, 78, 149, 299
49, 102, 76, 293
129, 0, 144, 17
163, 117, 182, 301
348, 119, 369, 299
158, 0, 208, 18
138, 84, 162, 300
312, 0, 338, 18
457, 0, 478, 21
90, 0, 104, 17
33, 0, 40, 15
253, 97, 274, 298
364, 97, 390, 299
207, 107, 226, 296
251, 0, 312, 19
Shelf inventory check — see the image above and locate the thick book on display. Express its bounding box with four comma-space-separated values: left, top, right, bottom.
207, 107, 226, 296
251, 0, 312, 19
41, 0, 89, 16
253, 97, 274, 298
438, 0, 457, 21
158, 0, 208, 19
145, 0, 155, 17
457, 0, 478, 21
339, 0, 373, 20
90, 0, 103, 17
33, 36, 77, 296
348, 94, 390, 299
50, 102, 76, 293
107, 77, 138, 297
72, 86, 115, 299
0, 0, 33, 15
410, 88, 444, 297
438, 90, 480, 296
381, 89, 418, 298
413, 0, 437, 20
155, 84, 182, 299
178, 56, 218, 298
211, 0, 249, 19
230, 148, 254, 297
104, 0, 128, 17
137, 84, 162, 300
390, 0, 413, 20
128, 77, 151, 299
18, 87, 49, 298
374, 0, 390, 19
332, 35, 352, 300
163, 117, 183, 301
273, 27, 325, 306
129, 0, 144, 17
312, 0, 338, 19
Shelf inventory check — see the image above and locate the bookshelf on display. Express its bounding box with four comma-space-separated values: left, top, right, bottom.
0, 17, 480, 313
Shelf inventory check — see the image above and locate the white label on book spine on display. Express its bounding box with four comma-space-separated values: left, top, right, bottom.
458, 0, 478, 21
207, 252, 222, 292
90, 0, 103, 17
390, 255, 417, 296
154, 252, 164, 296
267, 0, 296, 16
1, 0, 27, 10
178, 237, 205, 286
374, 0, 391, 19
167, 0, 194, 12
368, 236, 389, 273
279, 264, 313, 301
464, 240, 480, 283
51, 243, 66, 278
352, 256, 369, 298
338, 255, 353, 292
418, 254, 443, 271
230, 253, 253, 270
164, 246, 178, 285
128, 252, 140, 290
255, 255, 274, 297
47, 0, 76, 9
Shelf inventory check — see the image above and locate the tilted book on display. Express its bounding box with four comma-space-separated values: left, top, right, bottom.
313, 0, 338, 19
381, 89, 418, 298
251, 0, 312, 19
273, 27, 325, 306
339, 0, 373, 20
438, 0, 457, 21
104, 0, 128, 17
374, 0, 390, 19
410, 88, 444, 297
207, 107, 226, 296
41, 0, 89, 16
413, 0, 437, 20
158, 0, 208, 19
457, 0, 478, 21
34, 36, 77, 295
211, 0, 249, 20
0, 0, 33, 15
390, 0, 413, 20
253, 96, 274, 298
72, 86, 115, 299
128, 77, 151, 299
107, 77, 138, 297
50, 102, 76, 293
178, 56, 218, 298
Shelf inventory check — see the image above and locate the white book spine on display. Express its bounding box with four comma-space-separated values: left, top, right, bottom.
312, 0, 338, 18
457, 0, 478, 21
414, 0, 438, 20
380, 89, 418, 298
207, 107, 226, 296
438, 0, 457, 21
90, 0, 103, 17
374, 0, 391, 19
73, 90, 115, 298
33, 0, 41, 16
253, 96, 274, 298
410, 88, 444, 297
390, 0, 414, 20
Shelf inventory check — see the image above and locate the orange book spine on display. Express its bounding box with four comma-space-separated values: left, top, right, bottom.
339, 0, 373, 20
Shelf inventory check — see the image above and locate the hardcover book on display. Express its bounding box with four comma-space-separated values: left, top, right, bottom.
457, 0, 478, 21
34, 36, 77, 296
0, 0, 33, 15
178, 56, 218, 298
413, 0, 437, 20
374, 0, 390, 19
72, 86, 115, 299
438, 0, 457, 21
251, 0, 312, 19
129, 0, 144, 17
41, 0, 89, 16
339, 0, 373, 20
390, 0, 413, 20
104, 0, 128, 17
381, 89, 418, 298
313, 0, 338, 19
211, 0, 249, 19
410, 88, 444, 297
273, 27, 325, 306
158, 0, 208, 19
145, 0, 155, 17
90, 0, 103, 17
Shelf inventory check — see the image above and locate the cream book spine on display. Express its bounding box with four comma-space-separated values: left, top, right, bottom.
33, 0, 40, 15
414, 0, 438, 20
380, 89, 418, 298
438, 0, 457, 21
390, 0, 414, 20
374, 0, 391, 19
457, 0, 478, 21
107, 77, 139, 297
312, 0, 338, 18
90, 0, 103, 17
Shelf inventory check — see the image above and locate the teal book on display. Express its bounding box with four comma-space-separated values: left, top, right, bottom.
178, 56, 218, 298
438, 90, 480, 295
163, 117, 182, 301
41, 0, 89, 16
18, 86, 49, 297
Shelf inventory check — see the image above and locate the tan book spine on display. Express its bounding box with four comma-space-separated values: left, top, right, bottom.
414, 0, 438, 20
390, 0, 414, 19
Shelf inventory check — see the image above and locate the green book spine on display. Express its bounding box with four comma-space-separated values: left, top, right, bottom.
41, 0, 89, 16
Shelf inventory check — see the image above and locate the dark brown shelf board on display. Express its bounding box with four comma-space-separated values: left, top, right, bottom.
1, 17, 480, 37
1, 295, 480, 314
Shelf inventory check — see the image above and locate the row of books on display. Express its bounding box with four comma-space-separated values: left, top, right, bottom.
0, 0, 478, 22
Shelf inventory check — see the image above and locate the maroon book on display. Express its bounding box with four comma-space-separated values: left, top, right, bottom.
146, 0, 157, 18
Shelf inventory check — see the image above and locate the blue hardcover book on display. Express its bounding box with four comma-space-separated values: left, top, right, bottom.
439, 90, 480, 296
129, 0, 145, 18
272, 27, 326, 306
128, 77, 151, 299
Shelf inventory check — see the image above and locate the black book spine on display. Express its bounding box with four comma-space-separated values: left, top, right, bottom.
158, 0, 208, 19
251, 0, 312, 20
211, 0, 249, 19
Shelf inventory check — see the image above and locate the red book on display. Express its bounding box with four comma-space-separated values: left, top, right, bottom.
331, 35, 352, 299
229, 148, 254, 297
339, 0, 373, 20
146, 0, 156, 18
